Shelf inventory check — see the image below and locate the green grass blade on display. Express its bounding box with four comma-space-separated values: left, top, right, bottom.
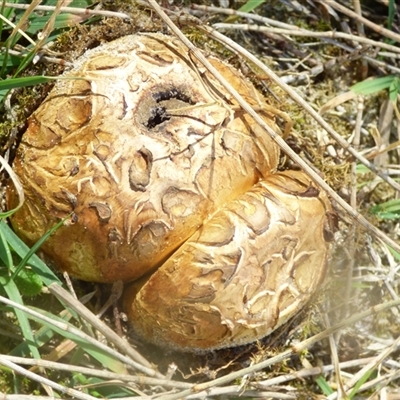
0, 75, 53, 91
12, 217, 68, 280
388, 0, 395, 30
369, 199, 400, 220
389, 77, 400, 102
0, 275, 41, 360
25, 13, 82, 35
10, 307, 74, 357
237, 0, 266, 13
71, 374, 136, 398
351, 76, 396, 95
315, 375, 334, 396
10, 295, 94, 357
27, 307, 127, 374
348, 368, 375, 399
0, 223, 13, 269
0, 221, 61, 286
0, 53, 23, 70
13, 268, 43, 296
356, 163, 370, 174
388, 246, 400, 262
0, 293, 127, 374
225, 0, 266, 22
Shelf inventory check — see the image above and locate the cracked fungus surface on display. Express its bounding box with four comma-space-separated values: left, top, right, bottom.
7, 33, 334, 351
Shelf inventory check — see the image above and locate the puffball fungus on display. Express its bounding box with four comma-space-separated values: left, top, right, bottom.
7, 33, 334, 351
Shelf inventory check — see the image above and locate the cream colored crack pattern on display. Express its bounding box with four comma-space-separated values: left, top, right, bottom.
8, 33, 334, 351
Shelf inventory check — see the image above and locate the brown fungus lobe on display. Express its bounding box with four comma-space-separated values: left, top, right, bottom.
7, 33, 333, 352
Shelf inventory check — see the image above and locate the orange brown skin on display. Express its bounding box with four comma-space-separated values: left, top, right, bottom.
7, 33, 334, 351
8, 34, 279, 283
124, 170, 333, 351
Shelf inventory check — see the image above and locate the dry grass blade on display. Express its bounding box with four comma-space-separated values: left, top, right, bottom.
34, 0, 71, 50
4, 2, 131, 20
211, 23, 400, 55
0, 295, 159, 378
0, 154, 24, 216
1, 355, 191, 390
191, 4, 400, 53
4, 0, 40, 47
322, 314, 346, 398
327, 335, 400, 399
146, 0, 400, 255
254, 356, 383, 387
0, 13, 36, 47
0, 356, 97, 400
352, 0, 368, 79
193, 4, 400, 74
0, 396, 63, 400
48, 283, 160, 375
326, 0, 400, 43
319, 91, 357, 115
